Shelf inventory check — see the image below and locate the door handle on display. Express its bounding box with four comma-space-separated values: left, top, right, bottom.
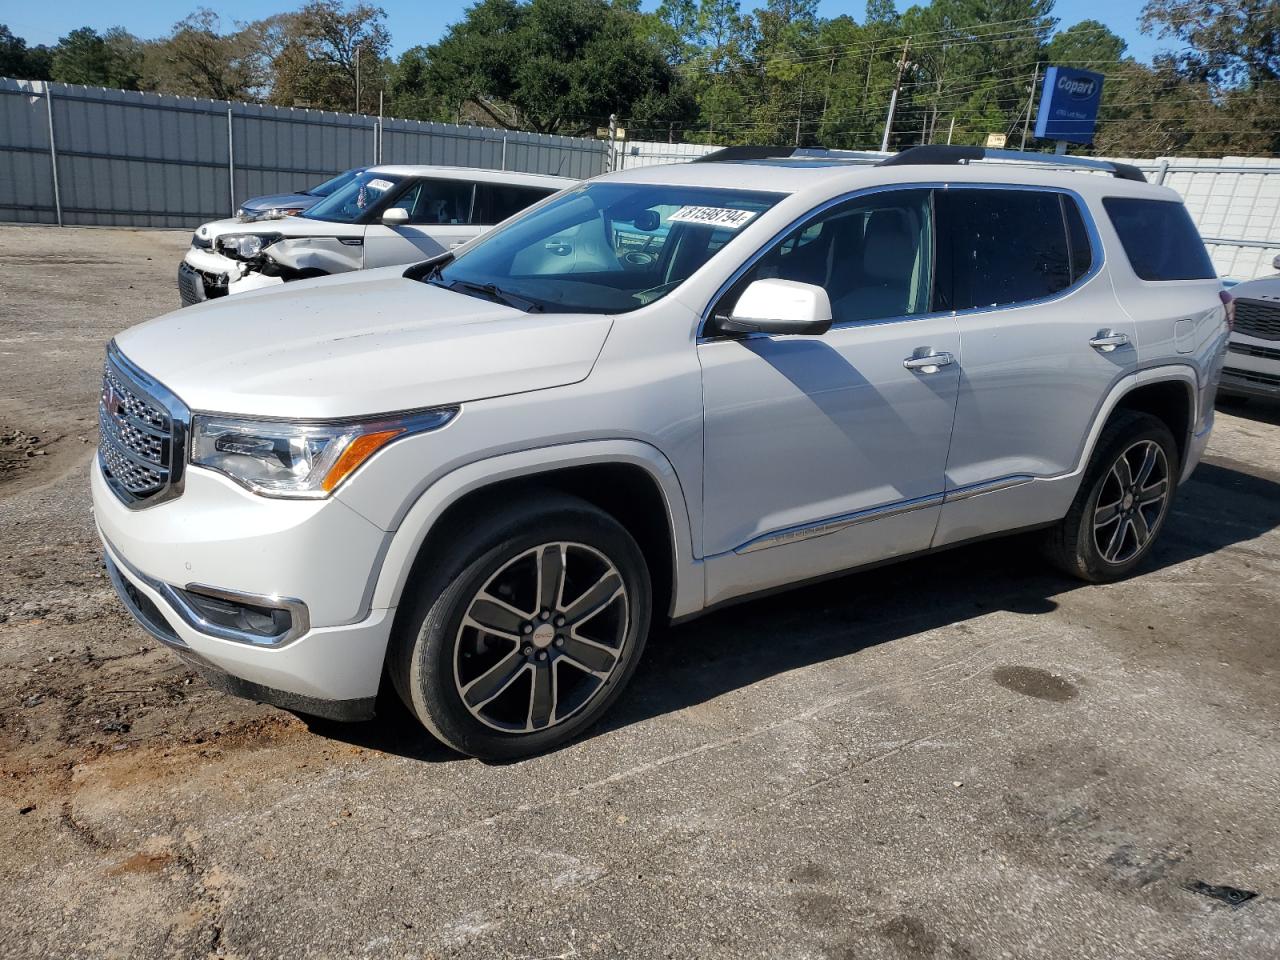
903, 351, 955, 372
1089, 330, 1130, 352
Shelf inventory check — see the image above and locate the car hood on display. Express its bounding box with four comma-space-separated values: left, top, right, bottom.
239, 192, 317, 214
193, 215, 361, 244
1230, 275, 1280, 301
114, 268, 614, 419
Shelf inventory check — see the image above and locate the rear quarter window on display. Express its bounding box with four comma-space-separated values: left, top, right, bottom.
1102, 197, 1215, 281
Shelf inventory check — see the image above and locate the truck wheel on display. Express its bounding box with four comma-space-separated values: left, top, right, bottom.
389, 493, 651, 760
1043, 411, 1179, 582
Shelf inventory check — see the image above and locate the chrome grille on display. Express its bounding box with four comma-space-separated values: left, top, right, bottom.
1234, 298, 1280, 340
178, 262, 206, 307
99, 347, 187, 507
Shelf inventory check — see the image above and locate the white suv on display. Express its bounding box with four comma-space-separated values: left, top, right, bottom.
95, 145, 1228, 759
179, 166, 574, 305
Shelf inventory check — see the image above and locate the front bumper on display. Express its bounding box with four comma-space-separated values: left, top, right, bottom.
92, 455, 395, 714
1219, 336, 1280, 400
179, 249, 283, 307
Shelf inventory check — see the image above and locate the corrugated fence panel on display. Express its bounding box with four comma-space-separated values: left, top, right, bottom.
0, 77, 608, 228
0, 80, 56, 223
47, 85, 233, 226
3, 77, 1275, 273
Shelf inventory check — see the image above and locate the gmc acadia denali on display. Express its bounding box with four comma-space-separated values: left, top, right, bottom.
94, 145, 1229, 759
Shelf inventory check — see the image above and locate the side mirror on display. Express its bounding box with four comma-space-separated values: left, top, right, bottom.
719, 278, 833, 336
1273, 253, 1280, 272
382, 207, 410, 226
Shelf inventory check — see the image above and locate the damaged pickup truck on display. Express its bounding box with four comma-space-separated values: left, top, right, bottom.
178, 165, 575, 306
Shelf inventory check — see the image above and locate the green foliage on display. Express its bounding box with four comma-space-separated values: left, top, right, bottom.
1, 24, 53, 80
50, 27, 143, 89
2, 0, 1274, 155
392, 0, 693, 134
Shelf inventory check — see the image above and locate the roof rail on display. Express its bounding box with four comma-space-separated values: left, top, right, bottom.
691, 145, 887, 165
880, 145, 1147, 182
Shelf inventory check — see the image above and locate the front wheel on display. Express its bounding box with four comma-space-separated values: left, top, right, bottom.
389, 494, 651, 760
1043, 411, 1178, 582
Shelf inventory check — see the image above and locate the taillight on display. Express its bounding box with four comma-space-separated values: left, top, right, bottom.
1220, 289, 1235, 332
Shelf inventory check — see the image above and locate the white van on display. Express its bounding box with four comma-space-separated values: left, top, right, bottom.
178, 166, 575, 305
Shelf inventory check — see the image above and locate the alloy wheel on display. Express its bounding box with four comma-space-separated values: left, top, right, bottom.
1092, 439, 1170, 565
453, 542, 629, 733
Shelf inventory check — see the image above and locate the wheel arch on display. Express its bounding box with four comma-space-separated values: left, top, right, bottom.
1076, 364, 1199, 482
369, 440, 702, 622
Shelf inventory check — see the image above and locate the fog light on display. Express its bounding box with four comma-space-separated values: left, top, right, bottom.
174, 587, 297, 642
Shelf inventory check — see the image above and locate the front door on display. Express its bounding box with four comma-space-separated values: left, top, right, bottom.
363, 178, 482, 268
698, 188, 961, 606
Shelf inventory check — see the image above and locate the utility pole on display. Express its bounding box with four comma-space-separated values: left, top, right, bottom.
795, 75, 805, 146
1020, 62, 1040, 151
946, 117, 955, 145
355, 46, 361, 113
880, 37, 911, 153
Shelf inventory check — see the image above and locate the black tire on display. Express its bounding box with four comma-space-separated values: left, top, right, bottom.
1042, 410, 1179, 582
388, 492, 651, 760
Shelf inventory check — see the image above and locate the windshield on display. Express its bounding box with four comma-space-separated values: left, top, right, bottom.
303, 171, 402, 223
308, 167, 365, 198
433, 182, 784, 313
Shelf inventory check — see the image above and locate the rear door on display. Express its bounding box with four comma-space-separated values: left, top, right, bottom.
362, 178, 480, 268
932, 186, 1136, 545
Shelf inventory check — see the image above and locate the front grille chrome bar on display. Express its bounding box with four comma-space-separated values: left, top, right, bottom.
98, 341, 190, 509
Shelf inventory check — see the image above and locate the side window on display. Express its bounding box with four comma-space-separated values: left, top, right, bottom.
1101, 197, 1215, 281
399, 179, 474, 225
1063, 194, 1095, 281
934, 189, 1072, 311
719, 188, 934, 325
475, 184, 556, 225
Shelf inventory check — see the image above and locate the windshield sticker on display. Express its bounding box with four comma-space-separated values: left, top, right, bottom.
366, 178, 394, 191
668, 206, 758, 230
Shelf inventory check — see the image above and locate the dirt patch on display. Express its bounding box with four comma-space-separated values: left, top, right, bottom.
992, 665, 1080, 702
0, 426, 49, 488
106, 851, 174, 876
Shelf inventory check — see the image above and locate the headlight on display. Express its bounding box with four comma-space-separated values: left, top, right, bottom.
190, 408, 457, 498
215, 233, 281, 260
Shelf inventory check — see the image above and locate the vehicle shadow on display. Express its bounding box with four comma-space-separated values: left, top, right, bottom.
1217, 396, 1280, 427
307, 458, 1280, 762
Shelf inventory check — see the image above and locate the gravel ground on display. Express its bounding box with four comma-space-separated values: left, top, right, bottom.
0, 225, 1278, 960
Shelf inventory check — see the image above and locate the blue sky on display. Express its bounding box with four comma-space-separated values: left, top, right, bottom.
3, 0, 1170, 61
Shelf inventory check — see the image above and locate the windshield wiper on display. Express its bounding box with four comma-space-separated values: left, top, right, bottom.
445, 279, 543, 313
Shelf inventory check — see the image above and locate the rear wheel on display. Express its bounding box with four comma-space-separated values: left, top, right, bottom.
389, 494, 651, 760
1043, 411, 1178, 582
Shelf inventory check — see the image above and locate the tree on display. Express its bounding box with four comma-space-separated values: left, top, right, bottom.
1, 25, 53, 80
397, 0, 694, 135
51, 26, 143, 89
1044, 19, 1127, 67
262, 1, 390, 111
143, 10, 269, 101
1142, 0, 1279, 85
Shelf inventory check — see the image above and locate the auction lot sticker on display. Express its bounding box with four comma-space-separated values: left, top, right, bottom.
668, 206, 759, 229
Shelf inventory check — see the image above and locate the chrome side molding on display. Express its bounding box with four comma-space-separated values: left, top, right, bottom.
733, 475, 1034, 554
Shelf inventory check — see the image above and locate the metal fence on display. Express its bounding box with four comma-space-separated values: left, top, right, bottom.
0, 78, 608, 228
2, 76, 1276, 279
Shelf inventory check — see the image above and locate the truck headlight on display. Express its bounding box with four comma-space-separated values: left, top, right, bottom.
215, 233, 282, 260
190, 408, 457, 498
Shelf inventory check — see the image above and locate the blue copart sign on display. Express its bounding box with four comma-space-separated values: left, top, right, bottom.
1034, 67, 1105, 145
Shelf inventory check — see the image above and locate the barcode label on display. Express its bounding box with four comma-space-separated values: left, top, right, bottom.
668, 206, 758, 230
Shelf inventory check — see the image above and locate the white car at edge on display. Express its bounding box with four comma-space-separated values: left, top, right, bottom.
178, 165, 575, 306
